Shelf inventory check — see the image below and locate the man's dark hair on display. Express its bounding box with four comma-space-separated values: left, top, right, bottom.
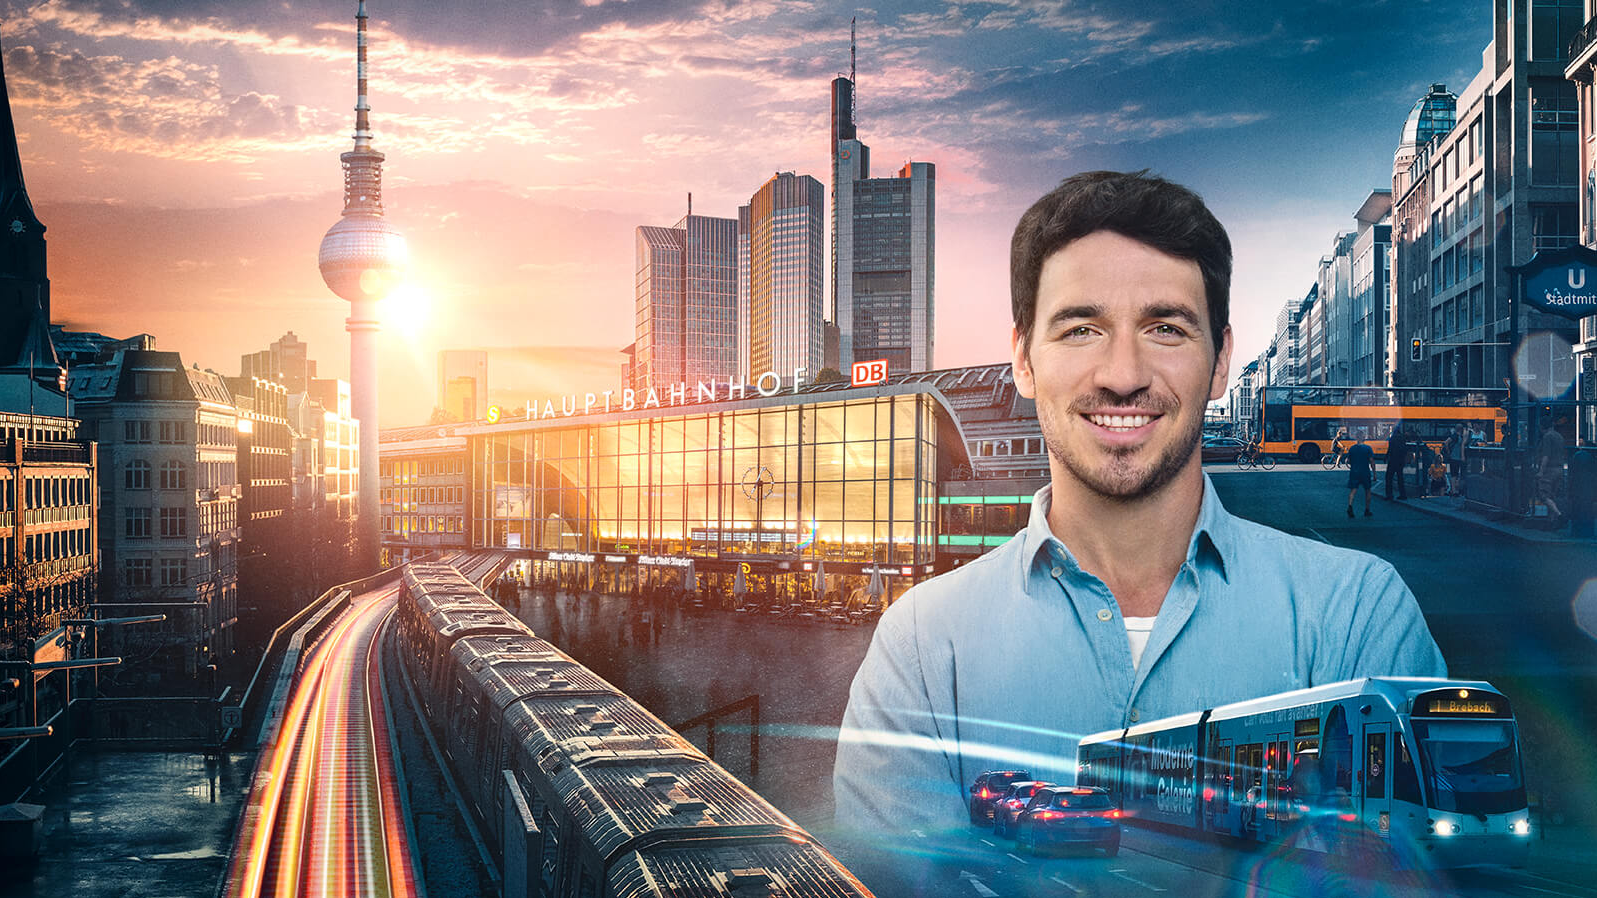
1010, 170, 1232, 355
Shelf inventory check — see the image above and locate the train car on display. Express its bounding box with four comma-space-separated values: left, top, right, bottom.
391, 562, 874, 898
1077, 678, 1530, 868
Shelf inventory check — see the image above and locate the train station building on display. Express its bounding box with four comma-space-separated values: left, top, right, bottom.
381, 363, 1049, 606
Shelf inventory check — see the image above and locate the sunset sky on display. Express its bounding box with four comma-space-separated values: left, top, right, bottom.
4, 0, 1489, 426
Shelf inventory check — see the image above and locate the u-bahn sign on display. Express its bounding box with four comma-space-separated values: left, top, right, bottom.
1516, 244, 1597, 319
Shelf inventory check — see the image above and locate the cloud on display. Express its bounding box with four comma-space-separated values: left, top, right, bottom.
4, 44, 330, 161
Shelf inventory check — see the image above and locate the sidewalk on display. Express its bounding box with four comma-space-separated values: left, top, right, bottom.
1, 748, 251, 898
1377, 489, 1595, 545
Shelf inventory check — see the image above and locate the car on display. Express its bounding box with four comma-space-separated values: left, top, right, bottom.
1201, 436, 1248, 464
968, 770, 1032, 825
991, 781, 1053, 839
1015, 786, 1122, 856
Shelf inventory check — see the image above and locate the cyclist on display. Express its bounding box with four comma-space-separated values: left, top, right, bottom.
1328, 428, 1348, 468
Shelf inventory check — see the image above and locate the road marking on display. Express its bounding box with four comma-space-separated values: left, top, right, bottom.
1109, 868, 1167, 892
911, 829, 927, 839
979, 839, 996, 847
1005, 852, 1028, 865
1305, 528, 1331, 544
1516, 886, 1585, 897
958, 871, 999, 897
1050, 875, 1083, 894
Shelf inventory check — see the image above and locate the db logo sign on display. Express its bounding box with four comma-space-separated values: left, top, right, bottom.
851, 359, 889, 386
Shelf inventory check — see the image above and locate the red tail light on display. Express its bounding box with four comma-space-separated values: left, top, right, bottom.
1109, 810, 1122, 819
1035, 810, 1063, 821
1202, 788, 1215, 802
979, 788, 989, 799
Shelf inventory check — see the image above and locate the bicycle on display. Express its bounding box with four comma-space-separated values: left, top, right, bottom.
1236, 448, 1277, 470
1321, 448, 1347, 470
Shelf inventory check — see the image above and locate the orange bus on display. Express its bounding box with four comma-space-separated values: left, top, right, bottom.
1256, 386, 1506, 463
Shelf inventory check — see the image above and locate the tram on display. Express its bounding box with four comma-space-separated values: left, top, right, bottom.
1077, 678, 1530, 868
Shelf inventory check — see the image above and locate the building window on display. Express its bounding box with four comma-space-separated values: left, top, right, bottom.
126, 459, 151, 490
160, 557, 188, 587
1531, 80, 1578, 186
158, 420, 187, 444
160, 507, 187, 539
1531, 0, 1583, 61
160, 461, 187, 491
124, 420, 153, 443
1532, 204, 1578, 253
125, 558, 153, 588
125, 507, 151, 539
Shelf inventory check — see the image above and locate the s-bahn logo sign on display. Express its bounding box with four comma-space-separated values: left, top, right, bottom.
1516, 245, 1597, 319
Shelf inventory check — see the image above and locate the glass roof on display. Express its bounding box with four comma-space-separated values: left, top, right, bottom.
1401, 83, 1457, 148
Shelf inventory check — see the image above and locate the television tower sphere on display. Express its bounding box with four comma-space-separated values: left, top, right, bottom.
317, 215, 408, 303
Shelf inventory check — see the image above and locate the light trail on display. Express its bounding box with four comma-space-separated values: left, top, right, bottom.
224, 585, 419, 898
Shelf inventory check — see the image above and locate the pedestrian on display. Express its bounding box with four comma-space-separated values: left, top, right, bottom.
1445, 426, 1465, 497
1536, 416, 1568, 526
1346, 437, 1375, 518
1384, 425, 1409, 500
1426, 444, 1447, 497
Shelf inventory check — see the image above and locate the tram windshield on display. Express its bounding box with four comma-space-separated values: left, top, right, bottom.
1412, 720, 1525, 815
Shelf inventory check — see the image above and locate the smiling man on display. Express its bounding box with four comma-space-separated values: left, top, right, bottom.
831, 172, 1446, 851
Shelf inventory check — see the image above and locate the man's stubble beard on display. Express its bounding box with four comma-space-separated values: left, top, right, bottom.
1037, 392, 1205, 503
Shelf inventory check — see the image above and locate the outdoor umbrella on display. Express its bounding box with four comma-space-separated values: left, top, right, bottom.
867, 568, 885, 605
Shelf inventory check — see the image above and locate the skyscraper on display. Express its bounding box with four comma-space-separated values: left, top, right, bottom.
829, 31, 936, 374
317, 0, 406, 570
633, 210, 738, 390
741, 172, 824, 381
240, 331, 316, 394
437, 349, 488, 421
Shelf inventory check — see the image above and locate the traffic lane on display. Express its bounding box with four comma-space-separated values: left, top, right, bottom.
225, 588, 417, 898
855, 823, 1295, 898
935, 824, 1578, 898
1207, 469, 1597, 673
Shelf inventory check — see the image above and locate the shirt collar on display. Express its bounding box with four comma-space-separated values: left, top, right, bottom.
1021, 475, 1234, 582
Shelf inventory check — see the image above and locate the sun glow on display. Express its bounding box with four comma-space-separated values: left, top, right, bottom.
382, 283, 432, 339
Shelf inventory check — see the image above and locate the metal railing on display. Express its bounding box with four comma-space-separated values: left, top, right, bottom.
1570, 15, 1597, 64
672, 694, 761, 779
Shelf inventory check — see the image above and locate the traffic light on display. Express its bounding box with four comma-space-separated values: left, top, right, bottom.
1411, 338, 1423, 362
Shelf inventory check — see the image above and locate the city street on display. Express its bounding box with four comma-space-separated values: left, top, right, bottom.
512, 466, 1597, 898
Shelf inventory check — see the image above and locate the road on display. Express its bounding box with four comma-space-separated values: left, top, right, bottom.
512, 466, 1597, 898
222, 586, 420, 898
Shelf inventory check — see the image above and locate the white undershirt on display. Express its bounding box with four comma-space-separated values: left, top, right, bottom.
1124, 616, 1157, 669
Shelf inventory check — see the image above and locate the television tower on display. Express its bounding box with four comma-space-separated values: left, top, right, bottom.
317, 0, 407, 571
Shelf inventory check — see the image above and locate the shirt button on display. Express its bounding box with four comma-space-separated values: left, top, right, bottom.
1129, 708, 1141, 723
1096, 608, 1113, 622
1051, 566, 1062, 578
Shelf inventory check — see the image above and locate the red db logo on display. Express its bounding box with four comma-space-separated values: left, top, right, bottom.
851, 359, 889, 386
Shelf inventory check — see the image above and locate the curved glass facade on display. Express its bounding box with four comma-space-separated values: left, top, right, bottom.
472, 392, 943, 567
1401, 84, 1457, 149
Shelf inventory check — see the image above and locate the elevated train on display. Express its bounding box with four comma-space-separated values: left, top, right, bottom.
393, 561, 874, 898
1077, 678, 1530, 868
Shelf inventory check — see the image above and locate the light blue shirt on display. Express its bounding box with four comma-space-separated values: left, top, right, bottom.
832, 476, 1446, 837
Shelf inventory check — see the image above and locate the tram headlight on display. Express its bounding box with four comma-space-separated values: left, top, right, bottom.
1511, 819, 1531, 836
1427, 819, 1462, 837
